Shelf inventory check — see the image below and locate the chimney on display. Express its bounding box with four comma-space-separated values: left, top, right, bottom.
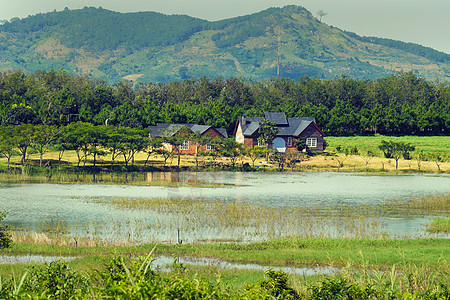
242, 114, 246, 125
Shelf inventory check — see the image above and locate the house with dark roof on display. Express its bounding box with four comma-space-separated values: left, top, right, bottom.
233, 112, 326, 152
148, 123, 228, 154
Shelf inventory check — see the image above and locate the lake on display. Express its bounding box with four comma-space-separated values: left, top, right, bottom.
1, 172, 448, 242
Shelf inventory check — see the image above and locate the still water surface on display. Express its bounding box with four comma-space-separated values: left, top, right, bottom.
1, 172, 448, 241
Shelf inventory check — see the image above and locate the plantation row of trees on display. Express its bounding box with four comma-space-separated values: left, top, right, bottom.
0, 123, 289, 169
0, 69, 449, 136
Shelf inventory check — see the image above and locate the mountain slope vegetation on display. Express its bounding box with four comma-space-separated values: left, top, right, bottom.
0, 5, 449, 83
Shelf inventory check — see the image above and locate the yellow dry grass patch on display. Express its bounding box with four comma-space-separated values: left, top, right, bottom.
122, 74, 144, 81
34, 38, 71, 59
1, 149, 448, 173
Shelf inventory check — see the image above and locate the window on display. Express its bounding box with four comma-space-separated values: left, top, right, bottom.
180, 141, 189, 150
306, 138, 317, 148
206, 143, 214, 151
287, 137, 293, 147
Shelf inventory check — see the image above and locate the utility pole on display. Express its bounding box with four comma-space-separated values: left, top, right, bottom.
277, 34, 281, 80
274, 26, 283, 80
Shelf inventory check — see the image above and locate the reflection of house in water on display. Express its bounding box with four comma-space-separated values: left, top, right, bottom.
147, 172, 180, 182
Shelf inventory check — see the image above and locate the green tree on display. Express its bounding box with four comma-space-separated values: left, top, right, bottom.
119, 127, 148, 166
414, 151, 426, 172
31, 124, 60, 167
171, 127, 192, 168
271, 152, 287, 171
0, 126, 15, 169
334, 149, 349, 172
360, 150, 375, 171
104, 126, 124, 168
220, 138, 243, 167
11, 123, 34, 167
87, 125, 108, 167
294, 137, 309, 153
316, 10, 327, 22
246, 145, 271, 167
257, 118, 279, 148
378, 140, 415, 170
190, 132, 217, 167
1, 103, 40, 125
143, 137, 161, 167
428, 152, 446, 173
155, 148, 174, 167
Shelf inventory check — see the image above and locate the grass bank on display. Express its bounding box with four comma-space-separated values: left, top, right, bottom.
2, 238, 449, 273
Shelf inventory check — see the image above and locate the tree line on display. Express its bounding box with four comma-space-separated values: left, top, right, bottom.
0, 121, 331, 171
2, 123, 446, 173
0, 69, 449, 136
0, 122, 268, 170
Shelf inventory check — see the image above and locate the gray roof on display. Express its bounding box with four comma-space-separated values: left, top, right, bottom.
240, 116, 263, 136
238, 113, 320, 137
215, 128, 229, 138
149, 123, 228, 138
264, 112, 288, 126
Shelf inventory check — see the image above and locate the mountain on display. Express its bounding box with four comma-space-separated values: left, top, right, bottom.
0, 5, 449, 83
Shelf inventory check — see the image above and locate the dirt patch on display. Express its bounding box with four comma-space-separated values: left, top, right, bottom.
123, 74, 144, 81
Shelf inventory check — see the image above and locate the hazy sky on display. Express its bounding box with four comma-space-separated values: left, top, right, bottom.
1, 0, 449, 54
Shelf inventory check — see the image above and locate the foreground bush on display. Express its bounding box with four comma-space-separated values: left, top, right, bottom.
0, 254, 448, 299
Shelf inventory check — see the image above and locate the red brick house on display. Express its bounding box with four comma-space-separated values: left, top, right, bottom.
148, 123, 228, 154
233, 112, 326, 152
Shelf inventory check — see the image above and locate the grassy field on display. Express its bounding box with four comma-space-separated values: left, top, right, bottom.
325, 135, 450, 155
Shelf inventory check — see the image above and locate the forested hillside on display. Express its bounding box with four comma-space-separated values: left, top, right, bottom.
0, 6, 449, 82
1, 70, 448, 136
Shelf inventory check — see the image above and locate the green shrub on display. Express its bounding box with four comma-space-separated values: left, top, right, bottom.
0, 211, 12, 249
95, 254, 231, 299
258, 269, 300, 299
23, 260, 90, 298
309, 277, 379, 300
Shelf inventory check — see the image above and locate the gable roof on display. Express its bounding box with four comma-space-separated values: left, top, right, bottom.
149, 123, 228, 138
235, 113, 324, 138
263, 112, 288, 126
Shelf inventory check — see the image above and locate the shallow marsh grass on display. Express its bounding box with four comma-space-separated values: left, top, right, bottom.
426, 218, 450, 234
8, 194, 449, 246
382, 194, 450, 216
11, 231, 114, 247
90, 196, 388, 241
